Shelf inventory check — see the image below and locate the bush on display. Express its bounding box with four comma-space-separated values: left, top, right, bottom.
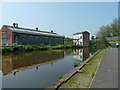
74, 62, 80, 67
22, 45, 34, 51
58, 74, 63, 79
2, 46, 11, 52
89, 37, 110, 50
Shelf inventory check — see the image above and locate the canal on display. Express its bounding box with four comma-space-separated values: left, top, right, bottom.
1, 48, 94, 88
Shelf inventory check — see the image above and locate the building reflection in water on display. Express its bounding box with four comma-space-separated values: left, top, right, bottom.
2, 51, 64, 75
72, 48, 90, 62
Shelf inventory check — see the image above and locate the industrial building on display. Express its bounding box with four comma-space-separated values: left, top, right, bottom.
1, 23, 64, 46
73, 31, 90, 47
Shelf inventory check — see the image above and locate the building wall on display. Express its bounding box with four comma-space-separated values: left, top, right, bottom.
1, 25, 64, 46
73, 32, 89, 46
2, 26, 13, 45
83, 33, 90, 47
12, 33, 64, 45
73, 34, 83, 45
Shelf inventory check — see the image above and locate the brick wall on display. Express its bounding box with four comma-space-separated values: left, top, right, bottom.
2, 26, 13, 45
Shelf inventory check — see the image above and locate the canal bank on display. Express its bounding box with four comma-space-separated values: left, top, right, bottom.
1, 44, 83, 53
2, 48, 94, 88
48, 50, 104, 89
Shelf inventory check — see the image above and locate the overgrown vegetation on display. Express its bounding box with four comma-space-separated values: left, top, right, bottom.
64, 37, 73, 45
1, 44, 81, 53
89, 37, 110, 50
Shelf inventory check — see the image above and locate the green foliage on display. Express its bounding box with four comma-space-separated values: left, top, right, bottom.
22, 45, 34, 51
96, 18, 120, 38
1, 44, 81, 53
89, 37, 110, 50
64, 37, 73, 45
91, 36, 95, 40
74, 62, 80, 67
11, 43, 18, 47
1, 46, 11, 52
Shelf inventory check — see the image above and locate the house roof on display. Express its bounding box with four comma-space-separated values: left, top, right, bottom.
73, 31, 90, 35
3, 25, 64, 38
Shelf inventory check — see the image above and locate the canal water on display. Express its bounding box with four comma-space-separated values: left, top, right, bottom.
1, 48, 94, 88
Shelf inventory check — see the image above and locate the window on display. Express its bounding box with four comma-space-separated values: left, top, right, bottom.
80, 36, 82, 39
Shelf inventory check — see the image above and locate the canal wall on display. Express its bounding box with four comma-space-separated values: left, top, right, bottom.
47, 50, 100, 90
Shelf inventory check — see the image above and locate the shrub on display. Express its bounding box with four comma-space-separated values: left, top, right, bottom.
22, 45, 34, 51
74, 62, 80, 67
58, 74, 63, 79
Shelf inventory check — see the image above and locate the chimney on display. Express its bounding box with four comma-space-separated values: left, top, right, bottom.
51, 30, 53, 33
16, 23, 18, 28
36, 27, 38, 31
13, 23, 18, 28
13, 23, 16, 27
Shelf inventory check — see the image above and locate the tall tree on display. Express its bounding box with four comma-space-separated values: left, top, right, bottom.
96, 18, 119, 38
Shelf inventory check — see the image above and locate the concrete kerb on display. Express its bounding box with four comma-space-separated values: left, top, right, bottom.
47, 50, 100, 90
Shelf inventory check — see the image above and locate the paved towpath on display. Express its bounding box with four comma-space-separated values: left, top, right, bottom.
90, 48, 118, 88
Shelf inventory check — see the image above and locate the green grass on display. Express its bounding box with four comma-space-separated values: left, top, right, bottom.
59, 50, 104, 88
1, 44, 81, 53
108, 40, 120, 42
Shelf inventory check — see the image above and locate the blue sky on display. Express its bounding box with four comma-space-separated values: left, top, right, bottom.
1, 2, 118, 38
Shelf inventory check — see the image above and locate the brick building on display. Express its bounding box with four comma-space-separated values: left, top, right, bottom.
73, 31, 90, 47
1, 23, 64, 46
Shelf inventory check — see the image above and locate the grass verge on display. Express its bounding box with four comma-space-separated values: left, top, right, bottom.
1, 44, 81, 53
59, 50, 104, 88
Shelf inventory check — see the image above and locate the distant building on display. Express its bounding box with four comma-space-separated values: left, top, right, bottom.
1, 23, 64, 46
73, 31, 90, 47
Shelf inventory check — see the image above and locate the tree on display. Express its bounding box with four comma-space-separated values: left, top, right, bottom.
96, 25, 109, 37
111, 18, 119, 36
91, 36, 95, 40
96, 18, 119, 38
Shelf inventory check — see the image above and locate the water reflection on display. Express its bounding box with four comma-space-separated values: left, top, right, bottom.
2, 51, 64, 75
72, 48, 90, 61
2, 48, 92, 88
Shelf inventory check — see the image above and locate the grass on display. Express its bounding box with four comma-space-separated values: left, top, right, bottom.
1, 44, 81, 53
59, 50, 104, 88
108, 40, 120, 42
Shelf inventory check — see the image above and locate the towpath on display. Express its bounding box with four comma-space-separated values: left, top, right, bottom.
90, 48, 118, 88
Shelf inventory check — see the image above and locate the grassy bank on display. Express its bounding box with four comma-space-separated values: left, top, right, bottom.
1, 44, 81, 53
59, 50, 104, 88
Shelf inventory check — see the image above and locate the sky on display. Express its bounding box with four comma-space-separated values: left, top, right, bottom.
1, 2, 118, 38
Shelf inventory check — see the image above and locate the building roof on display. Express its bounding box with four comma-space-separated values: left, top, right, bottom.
3, 25, 64, 38
73, 31, 90, 35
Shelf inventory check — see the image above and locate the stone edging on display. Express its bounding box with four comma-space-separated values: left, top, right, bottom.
47, 50, 100, 90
